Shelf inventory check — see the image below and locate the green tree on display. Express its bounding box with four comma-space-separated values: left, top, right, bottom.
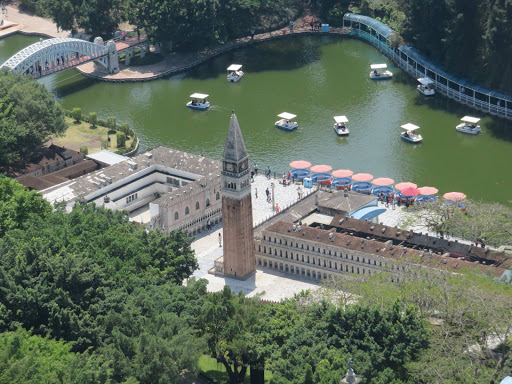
89, 112, 98, 127
78, 0, 126, 38
72, 107, 82, 122
107, 115, 117, 130
0, 176, 52, 237
0, 70, 66, 165
120, 122, 130, 135
79, 145, 88, 155
117, 131, 126, 147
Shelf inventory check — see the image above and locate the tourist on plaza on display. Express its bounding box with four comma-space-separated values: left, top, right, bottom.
392, 197, 396, 209
207, 219, 211, 231
297, 185, 303, 199
254, 163, 258, 175
275, 203, 280, 213
266, 187, 271, 202
266, 166, 271, 179
250, 29, 255, 39
290, 20, 294, 31
251, 170, 255, 181
218, 233, 222, 247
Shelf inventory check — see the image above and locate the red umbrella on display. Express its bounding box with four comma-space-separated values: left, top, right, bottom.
373, 177, 394, 186
443, 192, 466, 201
401, 187, 421, 197
395, 182, 417, 191
418, 186, 438, 195
352, 173, 373, 182
332, 169, 353, 178
289, 160, 311, 169
310, 164, 332, 173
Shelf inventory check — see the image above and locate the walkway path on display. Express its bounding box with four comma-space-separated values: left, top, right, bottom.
0, 5, 76, 38
77, 17, 349, 82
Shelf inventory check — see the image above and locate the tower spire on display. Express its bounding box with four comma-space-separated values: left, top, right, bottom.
223, 112, 248, 163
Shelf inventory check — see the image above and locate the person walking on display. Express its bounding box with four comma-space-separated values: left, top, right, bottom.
250, 29, 255, 39
254, 163, 258, 175
207, 219, 211, 231
265, 187, 271, 202
289, 20, 294, 31
218, 233, 222, 247
266, 166, 271, 179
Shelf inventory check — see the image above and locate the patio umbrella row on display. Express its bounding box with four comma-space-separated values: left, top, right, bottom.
289, 160, 466, 200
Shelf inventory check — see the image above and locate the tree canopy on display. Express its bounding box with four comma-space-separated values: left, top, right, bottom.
0, 71, 66, 165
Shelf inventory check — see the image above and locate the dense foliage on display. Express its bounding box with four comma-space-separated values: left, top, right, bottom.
0, 71, 66, 165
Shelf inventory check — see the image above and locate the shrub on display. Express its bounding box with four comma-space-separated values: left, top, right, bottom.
79, 146, 88, 155
89, 112, 98, 127
117, 132, 126, 148
120, 122, 130, 135
107, 116, 117, 130
72, 108, 82, 122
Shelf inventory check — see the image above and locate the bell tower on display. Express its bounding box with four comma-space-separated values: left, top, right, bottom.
221, 112, 255, 279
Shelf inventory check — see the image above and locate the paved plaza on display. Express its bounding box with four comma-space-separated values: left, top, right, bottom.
190, 174, 320, 301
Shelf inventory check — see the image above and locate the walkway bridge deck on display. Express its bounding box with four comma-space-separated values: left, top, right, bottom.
0, 35, 147, 79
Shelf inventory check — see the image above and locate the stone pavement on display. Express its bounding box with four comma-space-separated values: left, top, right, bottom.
0, 5, 74, 38
189, 174, 320, 301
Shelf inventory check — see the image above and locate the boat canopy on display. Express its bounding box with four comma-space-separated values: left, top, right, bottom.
401, 123, 420, 131
278, 112, 297, 120
461, 116, 480, 124
227, 64, 242, 71
190, 93, 209, 99
370, 63, 387, 69
334, 116, 348, 123
417, 77, 434, 85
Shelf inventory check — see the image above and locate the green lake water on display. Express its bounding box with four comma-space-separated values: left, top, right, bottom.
2, 34, 512, 204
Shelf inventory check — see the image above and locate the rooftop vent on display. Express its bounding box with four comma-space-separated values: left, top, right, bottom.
361, 239, 364, 243
396, 232, 401, 236
370, 225, 375, 231
443, 260, 447, 264
127, 161, 138, 170
145, 153, 153, 159
381, 227, 386, 233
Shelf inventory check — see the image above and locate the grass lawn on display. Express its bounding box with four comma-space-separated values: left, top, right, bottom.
51, 117, 134, 154
198, 355, 272, 384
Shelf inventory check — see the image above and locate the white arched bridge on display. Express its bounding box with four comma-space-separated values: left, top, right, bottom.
0, 37, 120, 78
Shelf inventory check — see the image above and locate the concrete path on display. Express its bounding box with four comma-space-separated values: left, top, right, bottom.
189, 175, 320, 301
0, 5, 74, 38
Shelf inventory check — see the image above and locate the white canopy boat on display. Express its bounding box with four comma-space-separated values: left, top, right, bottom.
333, 115, 349, 136
370, 63, 392, 80
186, 93, 210, 111
417, 77, 435, 96
400, 123, 423, 143
227, 64, 244, 82
275, 112, 298, 131
456, 116, 481, 135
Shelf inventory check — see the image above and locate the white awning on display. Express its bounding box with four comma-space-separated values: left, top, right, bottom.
461, 116, 480, 123
277, 112, 297, 120
370, 63, 387, 69
401, 123, 420, 131
190, 93, 209, 99
334, 116, 348, 123
417, 77, 434, 85
227, 64, 242, 71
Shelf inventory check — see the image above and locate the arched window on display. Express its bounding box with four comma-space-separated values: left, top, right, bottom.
216, 192, 220, 200
195, 201, 200, 210
185, 207, 190, 215
174, 212, 179, 220
206, 198, 210, 207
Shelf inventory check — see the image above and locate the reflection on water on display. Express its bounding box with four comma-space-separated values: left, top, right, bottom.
2, 34, 512, 204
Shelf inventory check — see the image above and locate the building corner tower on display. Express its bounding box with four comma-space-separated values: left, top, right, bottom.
221, 112, 255, 279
